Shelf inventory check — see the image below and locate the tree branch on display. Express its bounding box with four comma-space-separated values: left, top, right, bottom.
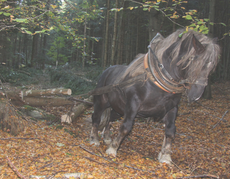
6, 156, 28, 179
213, 110, 228, 128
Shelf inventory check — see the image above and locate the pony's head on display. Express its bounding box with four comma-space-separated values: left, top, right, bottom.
156, 29, 220, 102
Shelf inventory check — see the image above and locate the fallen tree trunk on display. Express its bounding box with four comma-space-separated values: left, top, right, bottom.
0, 91, 25, 106
1, 88, 73, 107
22, 96, 75, 107
61, 96, 93, 123
20, 88, 72, 98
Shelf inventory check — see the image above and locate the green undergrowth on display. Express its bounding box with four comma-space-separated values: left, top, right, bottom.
0, 66, 44, 86
48, 62, 103, 95
0, 63, 103, 95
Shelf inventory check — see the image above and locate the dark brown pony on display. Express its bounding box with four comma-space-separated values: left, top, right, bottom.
90, 29, 220, 164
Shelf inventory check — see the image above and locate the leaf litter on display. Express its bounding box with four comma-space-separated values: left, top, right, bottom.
0, 82, 230, 179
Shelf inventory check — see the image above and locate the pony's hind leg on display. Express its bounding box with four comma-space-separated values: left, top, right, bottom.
103, 109, 122, 145
103, 122, 112, 145
106, 97, 139, 157
90, 95, 109, 146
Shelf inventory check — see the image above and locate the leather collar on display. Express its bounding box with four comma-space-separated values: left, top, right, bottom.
144, 53, 185, 94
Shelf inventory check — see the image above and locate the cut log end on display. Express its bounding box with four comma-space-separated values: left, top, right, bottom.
61, 114, 73, 124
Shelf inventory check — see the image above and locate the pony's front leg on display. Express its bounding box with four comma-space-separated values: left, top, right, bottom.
158, 107, 177, 164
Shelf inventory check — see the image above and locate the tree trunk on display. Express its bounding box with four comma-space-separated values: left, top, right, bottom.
42, 34, 47, 69
0, 32, 7, 65
149, 8, 162, 41
103, 0, 110, 68
117, 0, 128, 65
202, 0, 216, 99
83, 16, 87, 69
23, 34, 28, 66
136, 11, 139, 55
31, 33, 39, 67
12, 33, 17, 68
111, 0, 118, 65
17, 34, 22, 65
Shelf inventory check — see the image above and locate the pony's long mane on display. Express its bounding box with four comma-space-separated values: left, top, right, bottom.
119, 29, 220, 83
117, 54, 145, 82
155, 29, 220, 82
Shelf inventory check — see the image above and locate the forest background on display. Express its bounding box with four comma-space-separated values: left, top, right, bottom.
0, 0, 230, 94
0, 0, 230, 178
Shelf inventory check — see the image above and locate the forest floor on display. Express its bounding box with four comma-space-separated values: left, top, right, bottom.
0, 81, 230, 179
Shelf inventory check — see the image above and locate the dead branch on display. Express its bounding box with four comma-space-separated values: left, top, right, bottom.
195, 101, 216, 111
213, 110, 228, 128
178, 174, 219, 178
38, 162, 53, 170
6, 155, 28, 179
46, 170, 67, 179
84, 156, 107, 165
0, 137, 39, 140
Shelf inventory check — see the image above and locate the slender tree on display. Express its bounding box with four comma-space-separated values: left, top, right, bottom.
117, 0, 128, 65
103, 0, 110, 68
83, 16, 87, 69
111, 0, 118, 65
202, 0, 216, 99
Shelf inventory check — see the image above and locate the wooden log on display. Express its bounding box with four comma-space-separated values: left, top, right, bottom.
20, 88, 72, 98
61, 96, 93, 123
22, 96, 75, 107
0, 91, 25, 106
1, 89, 73, 107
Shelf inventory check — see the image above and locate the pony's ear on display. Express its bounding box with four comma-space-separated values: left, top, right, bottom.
192, 34, 205, 54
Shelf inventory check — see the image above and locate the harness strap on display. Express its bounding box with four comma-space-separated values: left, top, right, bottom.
87, 73, 146, 96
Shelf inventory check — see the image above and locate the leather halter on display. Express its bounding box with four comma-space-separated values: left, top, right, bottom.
144, 50, 186, 94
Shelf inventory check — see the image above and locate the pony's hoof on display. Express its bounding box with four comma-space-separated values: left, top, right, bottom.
158, 152, 172, 165
106, 147, 117, 157
90, 139, 100, 146
103, 138, 112, 145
